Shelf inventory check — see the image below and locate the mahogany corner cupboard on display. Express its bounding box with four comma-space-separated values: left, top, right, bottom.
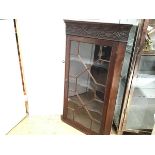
62, 20, 134, 135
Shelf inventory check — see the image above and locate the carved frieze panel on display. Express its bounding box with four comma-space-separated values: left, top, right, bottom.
65, 20, 132, 42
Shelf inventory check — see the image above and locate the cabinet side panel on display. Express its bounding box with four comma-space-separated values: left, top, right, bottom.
63, 36, 71, 118
102, 42, 127, 134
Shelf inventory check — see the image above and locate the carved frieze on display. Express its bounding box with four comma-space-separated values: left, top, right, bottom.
65, 20, 132, 42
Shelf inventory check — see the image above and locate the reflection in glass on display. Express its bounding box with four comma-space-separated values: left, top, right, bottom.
126, 56, 155, 130
67, 41, 112, 133
113, 20, 155, 133
144, 19, 155, 51
113, 25, 137, 128
139, 56, 155, 75
94, 45, 111, 61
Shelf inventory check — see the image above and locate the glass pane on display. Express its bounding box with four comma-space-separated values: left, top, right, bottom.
91, 62, 109, 86
126, 56, 155, 130
74, 107, 92, 129
67, 107, 74, 120
70, 41, 78, 55
143, 19, 155, 51
113, 25, 137, 128
91, 120, 101, 133
94, 45, 111, 61
139, 56, 155, 75
67, 41, 112, 133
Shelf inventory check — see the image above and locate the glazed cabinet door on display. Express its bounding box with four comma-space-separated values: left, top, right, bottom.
63, 36, 122, 134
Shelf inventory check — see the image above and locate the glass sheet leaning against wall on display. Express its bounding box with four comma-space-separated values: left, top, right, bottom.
113, 19, 155, 134
125, 20, 155, 133
113, 25, 138, 130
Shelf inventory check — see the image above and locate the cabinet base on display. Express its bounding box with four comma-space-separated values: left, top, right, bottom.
61, 115, 100, 135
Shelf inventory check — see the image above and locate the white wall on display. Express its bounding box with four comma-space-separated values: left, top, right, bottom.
17, 19, 139, 116
0, 20, 26, 134
17, 19, 66, 115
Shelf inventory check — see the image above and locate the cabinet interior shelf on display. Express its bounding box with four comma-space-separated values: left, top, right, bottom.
68, 92, 104, 115
142, 50, 155, 55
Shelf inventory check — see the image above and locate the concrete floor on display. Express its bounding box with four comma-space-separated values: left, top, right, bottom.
7, 115, 116, 135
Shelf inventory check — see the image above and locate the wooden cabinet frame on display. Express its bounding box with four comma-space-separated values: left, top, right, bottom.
62, 20, 132, 134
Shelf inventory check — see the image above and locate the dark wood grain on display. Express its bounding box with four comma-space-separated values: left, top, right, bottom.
102, 42, 127, 134
62, 36, 71, 119
62, 20, 132, 135
99, 42, 119, 134
65, 20, 132, 42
